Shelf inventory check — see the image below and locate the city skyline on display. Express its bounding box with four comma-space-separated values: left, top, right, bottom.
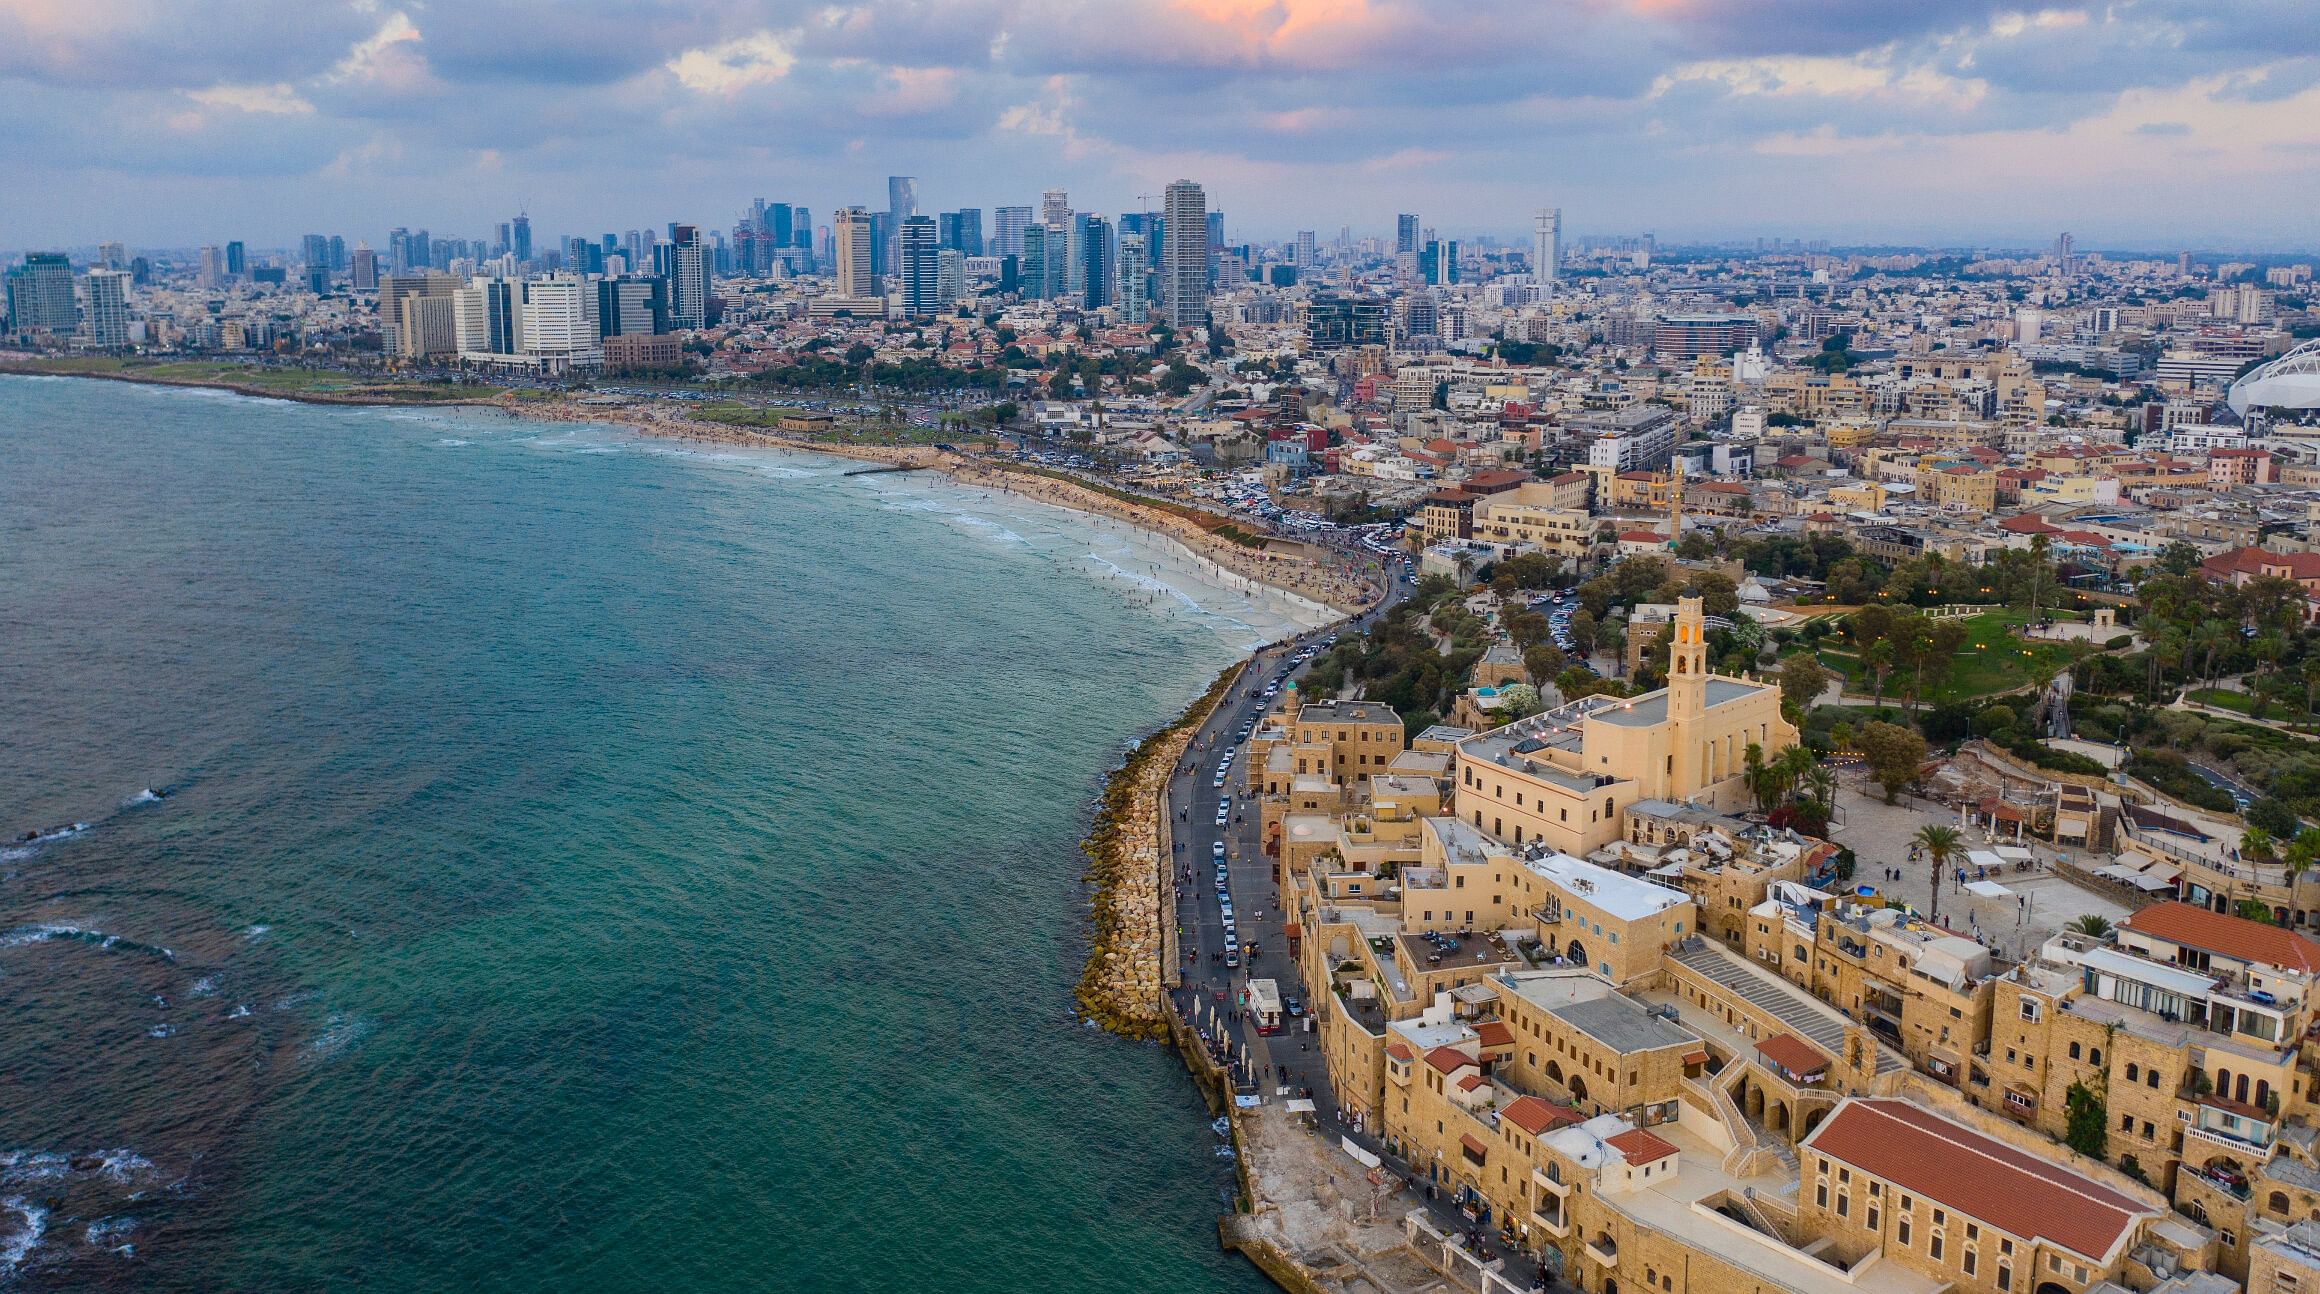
4, 2, 2319, 249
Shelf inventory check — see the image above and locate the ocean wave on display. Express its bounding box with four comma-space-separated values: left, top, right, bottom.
1082, 555, 1226, 618
188, 975, 219, 997
243, 924, 270, 941
7, 822, 89, 848
85, 1216, 134, 1247
302, 1014, 373, 1062
435, 438, 473, 448
145, 1024, 176, 1039
0, 925, 176, 961
225, 1004, 251, 1020
0, 1196, 45, 1279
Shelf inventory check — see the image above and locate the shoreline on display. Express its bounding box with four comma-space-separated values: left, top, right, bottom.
8, 363, 1370, 1292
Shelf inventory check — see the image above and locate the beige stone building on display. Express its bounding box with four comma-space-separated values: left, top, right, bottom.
1453, 597, 1797, 857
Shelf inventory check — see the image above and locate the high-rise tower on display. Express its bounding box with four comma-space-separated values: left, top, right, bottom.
1534, 208, 1562, 284
1161, 180, 1208, 328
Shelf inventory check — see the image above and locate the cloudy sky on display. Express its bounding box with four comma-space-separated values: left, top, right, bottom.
5, 0, 2318, 251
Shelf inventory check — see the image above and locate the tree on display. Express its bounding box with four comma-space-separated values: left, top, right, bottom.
2064, 1081, 2108, 1161
2069, 913, 2113, 938
1859, 721, 1928, 805
1777, 654, 1832, 718
1914, 823, 1964, 925
1523, 643, 1568, 687
2247, 797, 2302, 838
1500, 684, 1543, 719
2242, 827, 2277, 864
1567, 609, 1599, 658
1864, 639, 1895, 711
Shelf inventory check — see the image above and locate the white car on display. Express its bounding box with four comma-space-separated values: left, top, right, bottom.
1215, 809, 1229, 826
1213, 841, 1227, 860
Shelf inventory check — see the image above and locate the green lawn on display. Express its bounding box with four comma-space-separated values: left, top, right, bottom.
1810, 611, 2080, 706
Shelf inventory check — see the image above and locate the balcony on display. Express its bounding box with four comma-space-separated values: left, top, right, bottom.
1533, 1166, 1570, 1198
1533, 1204, 1570, 1238
1585, 1234, 1618, 1266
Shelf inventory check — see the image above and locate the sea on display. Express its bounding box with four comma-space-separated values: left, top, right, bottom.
0, 374, 1313, 1291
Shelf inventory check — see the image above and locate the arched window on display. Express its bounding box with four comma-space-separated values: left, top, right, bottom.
2125, 1063, 2139, 1082
2146, 1070, 2160, 1089
2271, 1192, 2291, 1215
2067, 1042, 2081, 1060
2089, 1048, 2102, 1066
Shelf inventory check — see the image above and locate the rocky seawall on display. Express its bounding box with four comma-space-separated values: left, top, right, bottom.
1073, 664, 1242, 1039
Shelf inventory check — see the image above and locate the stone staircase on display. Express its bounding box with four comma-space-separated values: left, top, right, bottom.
1668, 938, 1902, 1077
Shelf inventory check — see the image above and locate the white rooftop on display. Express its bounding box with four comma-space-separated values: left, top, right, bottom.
1526, 851, 1689, 921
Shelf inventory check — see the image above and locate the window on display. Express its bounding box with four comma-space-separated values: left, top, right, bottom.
1997, 1264, 2012, 1291
1965, 1248, 1978, 1276
1837, 1193, 1849, 1218
1898, 1217, 1911, 1246
2273, 1192, 2292, 1215
2067, 1041, 2081, 1059
1815, 1182, 1829, 1208
1930, 1233, 1944, 1261
2019, 1000, 2041, 1022
2147, 1069, 2161, 1089
2125, 1063, 2139, 1082
1868, 1205, 1880, 1230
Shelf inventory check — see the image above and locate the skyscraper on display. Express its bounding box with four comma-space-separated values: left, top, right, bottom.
81, 268, 131, 347
899, 215, 941, 317
1395, 214, 1420, 255
1040, 189, 1071, 227
224, 241, 246, 278
936, 250, 964, 305
945, 209, 983, 257
350, 245, 378, 291
1162, 181, 1209, 328
5, 253, 77, 335
1116, 232, 1148, 324
1018, 224, 1047, 301
992, 206, 1033, 259
198, 245, 225, 288
2055, 231, 2076, 277
1077, 214, 1115, 310
886, 177, 918, 273
1294, 230, 1316, 273
666, 224, 707, 329
833, 206, 873, 299
868, 211, 893, 277
511, 215, 533, 266
97, 242, 127, 269
1534, 208, 1561, 284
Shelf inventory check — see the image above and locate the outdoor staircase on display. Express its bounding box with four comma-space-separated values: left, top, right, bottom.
1668, 938, 1903, 1077
1736, 1186, 1791, 1242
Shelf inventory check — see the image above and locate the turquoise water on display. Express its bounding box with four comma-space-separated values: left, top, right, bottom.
0, 376, 1289, 1291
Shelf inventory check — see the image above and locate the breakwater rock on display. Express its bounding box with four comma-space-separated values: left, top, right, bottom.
1075, 664, 1241, 1039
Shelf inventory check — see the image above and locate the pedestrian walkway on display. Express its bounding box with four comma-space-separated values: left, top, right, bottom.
1666, 938, 1903, 1076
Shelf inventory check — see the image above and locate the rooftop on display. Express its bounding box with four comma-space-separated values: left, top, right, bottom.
2120, 902, 2320, 975
1802, 1097, 2157, 1263
1526, 851, 1690, 922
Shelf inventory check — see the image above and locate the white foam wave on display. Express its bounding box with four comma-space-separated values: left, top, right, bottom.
0, 1196, 45, 1278
302, 1014, 373, 1062
1082, 555, 1211, 616
188, 975, 219, 997
0, 925, 175, 960
435, 438, 472, 448
85, 1217, 134, 1246
0, 1153, 69, 1186
225, 1004, 251, 1020
242, 924, 270, 941
145, 1024, 175, 1039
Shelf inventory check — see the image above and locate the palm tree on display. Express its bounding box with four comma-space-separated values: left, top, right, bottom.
1914, 823, 1964, 926
2068, 914, 2113, 939
1803, 765, 1838, 810
1865, 639, 1895, 713
2242, 826, 2276, 864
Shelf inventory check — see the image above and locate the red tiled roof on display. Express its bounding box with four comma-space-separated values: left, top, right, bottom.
1606, 1129, 1679, 1164
1998, 514, 2060, 533
1424, 1045, 1477, 1076
1474, 1021, 1516, 1049
1385, 1043, 1415, 1063
1456, 1073, 1486, 1093
2204, 546, 2320, 583
1460, 1132, 1491, 1160
1620, 531, 1667, 543
2120, 902, 2320, 974
1501, 1096, 1582, 1135
1803, 1098, 2152, 1260
1757, 1033, 1830, 1076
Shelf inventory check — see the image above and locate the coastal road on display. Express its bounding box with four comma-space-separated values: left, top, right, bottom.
1163, 562, 1552, 1287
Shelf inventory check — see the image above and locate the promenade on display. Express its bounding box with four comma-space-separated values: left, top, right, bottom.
1160, 565, 1550, 1294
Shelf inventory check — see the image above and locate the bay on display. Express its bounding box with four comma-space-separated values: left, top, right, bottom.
0, 374, 1291, 1291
